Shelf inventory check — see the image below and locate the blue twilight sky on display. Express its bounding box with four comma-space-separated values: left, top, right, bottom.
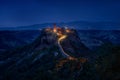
0, 0, 120, 27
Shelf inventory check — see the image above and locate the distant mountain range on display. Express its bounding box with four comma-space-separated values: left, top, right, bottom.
0, 21, 120, 30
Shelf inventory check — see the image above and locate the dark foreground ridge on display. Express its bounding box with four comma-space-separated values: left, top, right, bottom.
0, 24, 120, 80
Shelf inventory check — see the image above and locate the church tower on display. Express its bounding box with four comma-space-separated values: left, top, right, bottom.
53, 23, 57, 33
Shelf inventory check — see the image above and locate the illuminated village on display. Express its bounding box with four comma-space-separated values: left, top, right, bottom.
45, 24, 72, 37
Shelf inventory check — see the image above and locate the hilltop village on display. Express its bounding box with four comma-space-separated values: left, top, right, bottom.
45, 24, 73, 37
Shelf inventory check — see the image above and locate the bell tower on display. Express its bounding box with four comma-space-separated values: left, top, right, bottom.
53, 23, 57, 33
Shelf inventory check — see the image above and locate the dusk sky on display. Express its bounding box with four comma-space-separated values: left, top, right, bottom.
0, 0, 120, 27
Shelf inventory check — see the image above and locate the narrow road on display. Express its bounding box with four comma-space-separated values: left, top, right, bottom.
58, 35, 76, 60
58, 35, 70, 57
